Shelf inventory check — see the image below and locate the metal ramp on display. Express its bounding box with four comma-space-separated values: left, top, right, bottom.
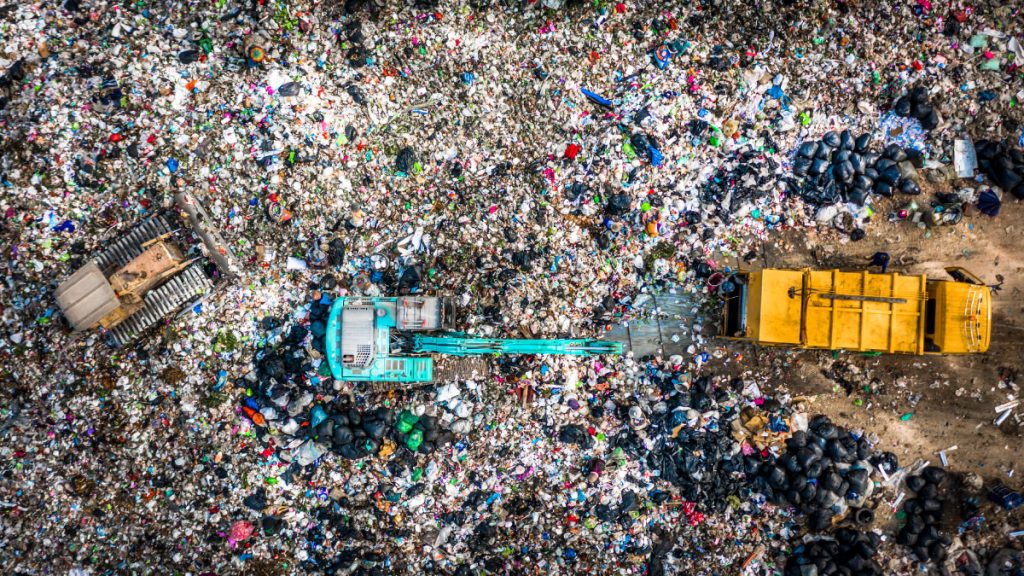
109, 262, 212, 346
606, 291, 697, 357
94, 216, 173, 272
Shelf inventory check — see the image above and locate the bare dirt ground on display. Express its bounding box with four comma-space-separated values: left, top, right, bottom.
715, 195, 1024, 508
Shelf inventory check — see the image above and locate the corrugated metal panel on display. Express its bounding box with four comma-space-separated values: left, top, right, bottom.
803, 270, 925, 353
753, 269, 803, 345
341, 306, 375, 367
54, 261, 119, 331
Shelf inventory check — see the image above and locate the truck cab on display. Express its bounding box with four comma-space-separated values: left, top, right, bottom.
720, 267, 990, 354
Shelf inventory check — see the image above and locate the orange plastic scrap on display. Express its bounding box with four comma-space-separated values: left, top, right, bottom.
241, 405, 266, 427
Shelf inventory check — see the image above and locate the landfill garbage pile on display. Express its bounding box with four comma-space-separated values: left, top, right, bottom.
983, 548, 1024, 576
790, 130, 923, 210
749, 414, 884, 532
625, 374, 748, 510
897, 466, 953, 565
975, 139, 1024, 199
783, 528, 883, 576
1, 0, 1024, 573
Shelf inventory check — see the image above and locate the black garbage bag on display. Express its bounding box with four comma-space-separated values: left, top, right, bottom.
287, 324, 309, 344
362, 418, 386, 440
618, 490, 640, 516
566, 181, 589, 201
977, 189, 1001, 216
855, 133, 871, 153
975, 139, 997, 161
314, 419, 334, 440
310, 320, 327, 340
990, 156, 1023, 191
511, 250, 533, 269
912, 100, 933, 119
395, 147, 417, 173
798, 141, 818, 159
595, 503, 616, 522
820, 469, 843, 492
870, 451, 899, 474
920, 110, 939, 130
630, 133, 652, 161
809, 415, 837, 439
244, 488, 268, 511
338, 442, 363, 460
397, 266, 421, 292
895, 97, 912, 117
787, 430, 809, 449
179, 49, 199, 64
258, 353, 286, 382
853, 174, 873, 191
328, 237, 346, 266
346, 83, 366, 104
766, 465, 787, 489
898, 179, 920, 195
333, 425, 354, 446
905, 512, 926, 535
809, 158, 828, 176
846, 468, 870, 495
850, 153, 866, 175
262, 515, 283, 535
883, 144, 907, 162
822, 131, 840, 148
606, 191, 631, 215
808, 509, 833, 531
557, 425, 594, 449
877, 163, 901, 184
278, 82, 301, 96
793, 156, 811, 176
840, 130, 854, 151
921, 466, 946, 485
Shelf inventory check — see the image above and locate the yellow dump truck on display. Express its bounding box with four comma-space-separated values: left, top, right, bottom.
720, 267, 991, 354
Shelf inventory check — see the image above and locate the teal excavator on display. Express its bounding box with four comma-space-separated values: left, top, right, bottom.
326, 296, 621, 383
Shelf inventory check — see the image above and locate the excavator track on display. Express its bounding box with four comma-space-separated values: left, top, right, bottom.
355, 357, 491, 396
108, 262, 212, 346
433, 356, 490, 383
95, 215, 173, 272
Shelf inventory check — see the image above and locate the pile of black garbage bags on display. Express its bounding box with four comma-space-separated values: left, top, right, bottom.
791, 130, 921, 206
894, 86, 940, 130
639, 376, 748, 511
784, 528, 884, 576
747, 415, 889, 532
975, 139, 1024, 199
897, 466, 952, 564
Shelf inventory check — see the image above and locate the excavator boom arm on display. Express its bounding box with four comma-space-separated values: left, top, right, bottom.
412, 334, 622, 356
